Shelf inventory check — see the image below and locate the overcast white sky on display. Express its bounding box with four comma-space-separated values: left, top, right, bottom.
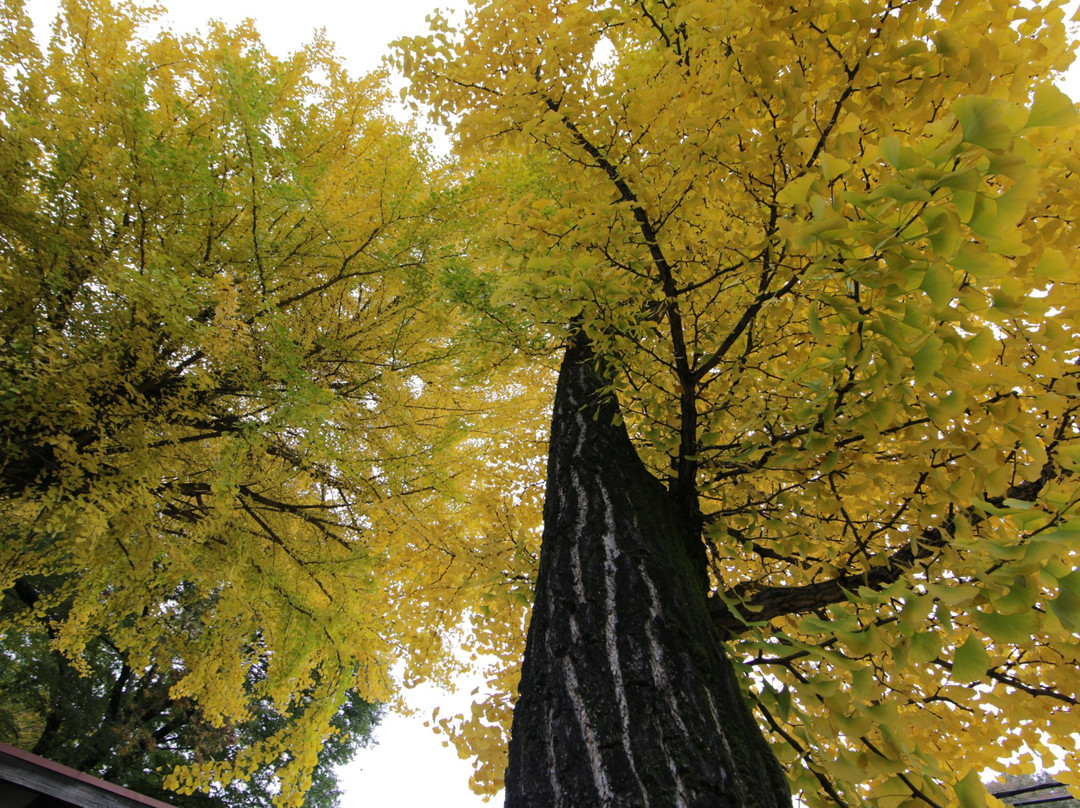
19, 0, 1080, 805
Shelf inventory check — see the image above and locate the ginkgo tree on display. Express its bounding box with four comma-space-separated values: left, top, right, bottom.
0, 599, 382, 808
397, 0, 1080, 804
0, 0, 548, 804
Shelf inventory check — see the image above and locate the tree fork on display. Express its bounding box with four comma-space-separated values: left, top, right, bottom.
505, 331, 789, 807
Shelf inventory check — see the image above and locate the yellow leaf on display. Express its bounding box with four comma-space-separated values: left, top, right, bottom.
1033, 248, 1069, 280
820, 152, 851, 181
1025, 84, 1078, 129
777, 173, 818, 206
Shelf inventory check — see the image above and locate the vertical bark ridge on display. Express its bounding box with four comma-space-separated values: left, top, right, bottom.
505, 332, 790, 807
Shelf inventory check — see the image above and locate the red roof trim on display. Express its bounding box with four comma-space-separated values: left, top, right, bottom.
0, 741, 177, 807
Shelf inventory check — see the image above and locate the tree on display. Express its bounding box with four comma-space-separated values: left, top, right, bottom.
504, 328, 790, 805
397, 0, 1080, 803
0, 0, 526, 803
0, 580, 380, 808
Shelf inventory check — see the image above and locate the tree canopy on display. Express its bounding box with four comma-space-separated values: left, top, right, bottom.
396, 0, 1080, 803
4, 0, 1080, 805
0, 592, 380, 808
0, 0, 548, 802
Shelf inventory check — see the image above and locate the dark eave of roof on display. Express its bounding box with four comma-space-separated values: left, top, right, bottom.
0, 742, 175, 808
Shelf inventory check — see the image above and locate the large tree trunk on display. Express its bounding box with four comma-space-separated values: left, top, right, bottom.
505, 333, 790, 807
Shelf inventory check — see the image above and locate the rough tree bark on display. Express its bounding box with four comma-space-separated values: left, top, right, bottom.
505, 332, 791, 807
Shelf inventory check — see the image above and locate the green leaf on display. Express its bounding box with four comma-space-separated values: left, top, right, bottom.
967, 194, 998, 238
953, 243, 1009, 278
807, 304, 825, 340
965, 328, 997, 363
910, 631, 942, 664
879, 135, 926, 169
973, 609, 1039, 645
1050, 570, 1080, 632
875, 312, 923, 349
923, 208, 961, 258
952, 95, 1013, 150
995, 577, 1036, 614
926, 390, 965, 425
955, 769, 988, 808
775, 686, 792, 723
912, 336, 945, 385
937, 166, 981, 191
799, 614, 842, 634
699, 431, 724, 446
819, 152, 850, 181
839, 628, 883, 656
851, 666, 875, 700
869, 179, 933, 204
995, 173, 1037, 230
900, 593, 935, 631
920, 263, 954, 309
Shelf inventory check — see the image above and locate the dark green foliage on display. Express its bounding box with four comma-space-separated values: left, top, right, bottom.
0, 581, 381, 808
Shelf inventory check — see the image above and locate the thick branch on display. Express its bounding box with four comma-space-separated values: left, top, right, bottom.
709, 525, 948, 637
711, 463, 1062, 636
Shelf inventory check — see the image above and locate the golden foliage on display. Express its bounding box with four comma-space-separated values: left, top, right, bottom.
0, 0, 548, 802
398, 0, 1080, 802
